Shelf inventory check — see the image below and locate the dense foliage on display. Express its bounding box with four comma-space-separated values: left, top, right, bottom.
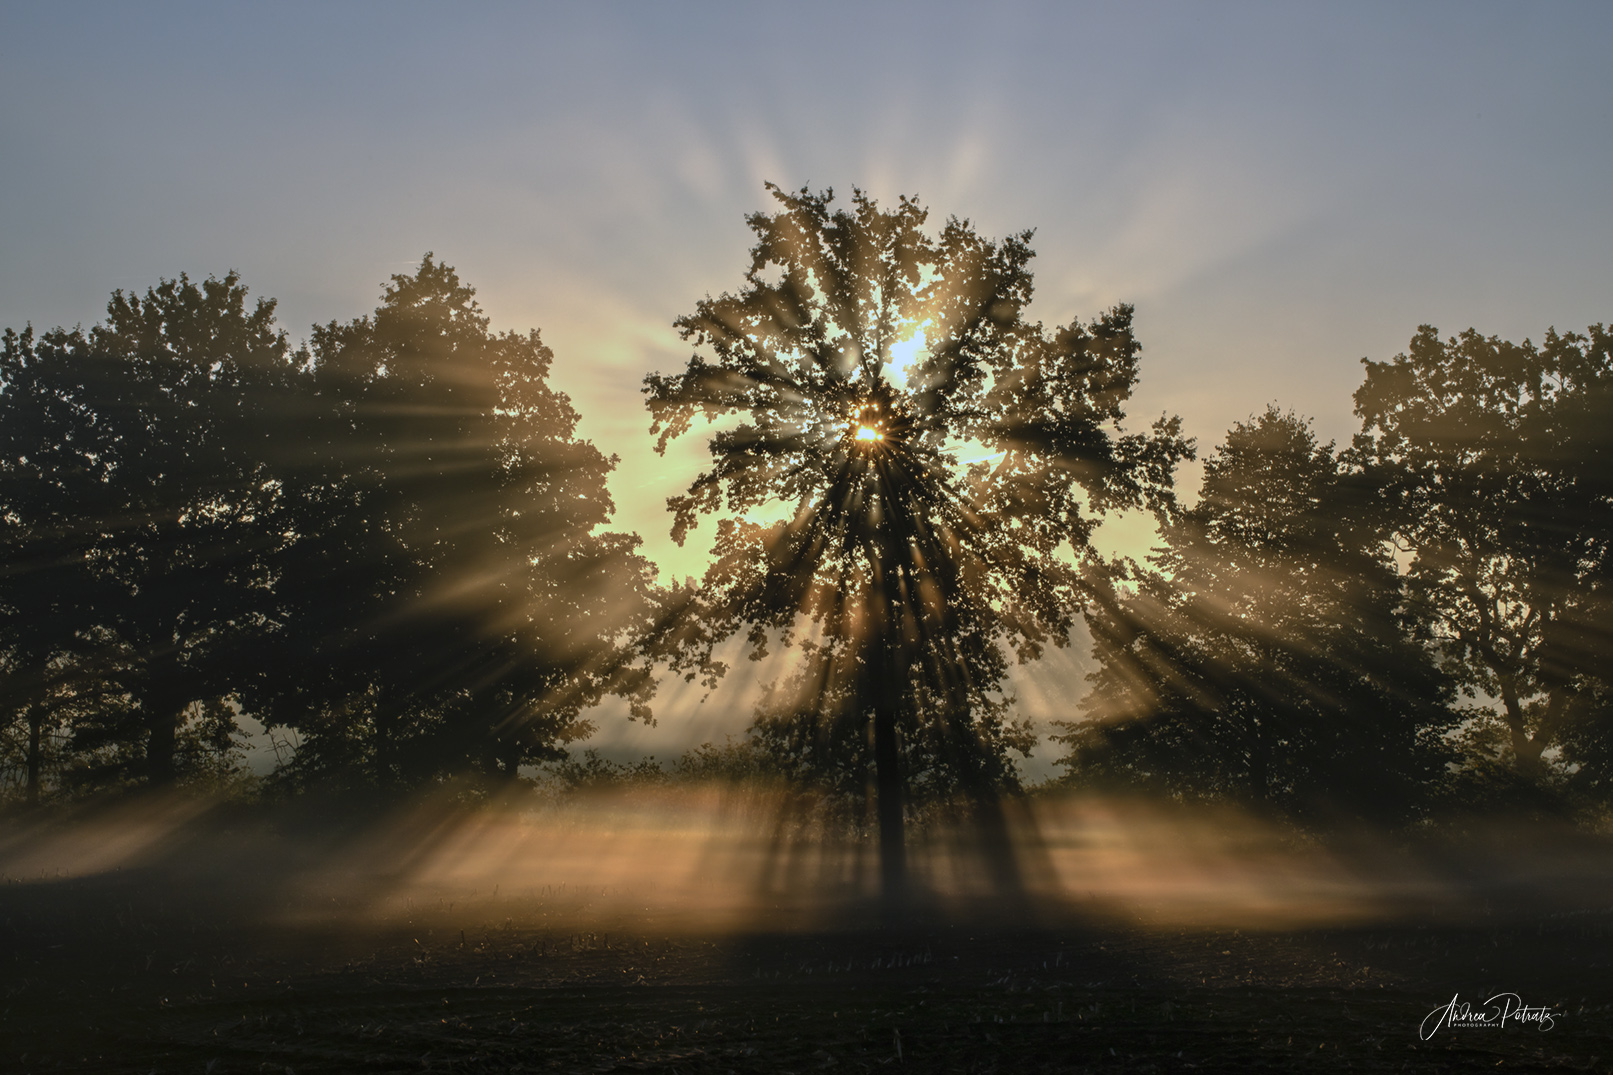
256, 257, 656, 789
1058, 325, 1613, 818
643, 185, 1190, 881
0, 234, 1606, 828
1352, 324, 1613, 800
1058, 409, 1454, 822
0, 259, 654, 799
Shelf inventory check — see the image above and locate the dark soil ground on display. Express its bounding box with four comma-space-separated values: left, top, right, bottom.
2, 801, 1610, 1074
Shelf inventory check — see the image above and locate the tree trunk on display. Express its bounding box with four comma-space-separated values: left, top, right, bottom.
872, 698, 906, 905
25, 703, 44, 805
1498, 676, 1550, 779
146, 695, 182, 786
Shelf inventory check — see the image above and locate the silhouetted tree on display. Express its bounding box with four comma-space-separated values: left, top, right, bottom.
259, 256, 655, 789
2, 260, 655, 797
645, 185, 1189, 894
1057, 409, 1454, 823
0, 327, 115, 799
1352, 324, 1613, 796
0, 277, 293, 788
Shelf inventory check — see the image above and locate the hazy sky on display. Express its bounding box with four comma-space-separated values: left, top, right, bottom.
4, 1, 1610, 770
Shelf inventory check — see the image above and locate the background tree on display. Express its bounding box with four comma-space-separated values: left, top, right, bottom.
0, 277, 293, 789
1057, 409, 1453, 822
258, 256, 656, 790
1352, 323, 1613, 797
83, 275, 294, 784
0, 326, 115, 800
2, 259, 657, 798
644, 185, 1189, 894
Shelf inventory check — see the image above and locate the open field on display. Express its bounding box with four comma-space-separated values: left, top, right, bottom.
3, 791, 1610, 1073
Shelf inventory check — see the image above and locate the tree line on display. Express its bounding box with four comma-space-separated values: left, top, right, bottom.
0, 257, 655, 800
2, 189, 1609, 836
1061, 324, 1613, 821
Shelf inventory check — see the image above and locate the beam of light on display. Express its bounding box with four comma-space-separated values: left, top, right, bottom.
854, 425, 883, 442
6, 788, 1606, 935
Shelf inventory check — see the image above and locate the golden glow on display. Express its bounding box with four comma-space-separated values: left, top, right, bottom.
0, 788, 1516, 932
888, 329, 929, 386
855, 424, 884, 442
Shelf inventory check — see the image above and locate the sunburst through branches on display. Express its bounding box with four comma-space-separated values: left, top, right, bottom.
644, 184, 1191, 900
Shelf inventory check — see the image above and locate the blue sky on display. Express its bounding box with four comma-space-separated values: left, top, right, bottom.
4, 1, 1610, 767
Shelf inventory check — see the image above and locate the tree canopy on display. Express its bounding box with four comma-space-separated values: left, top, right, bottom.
1352, 323, 1613, 796
1, 324, 121, 797
644, 185, 1190, 888
1059, 408, 1454, 822
2, 274, 294, 789
0, 258, 656, 798
3, 235, 1605, 834
256, 256, 658, 789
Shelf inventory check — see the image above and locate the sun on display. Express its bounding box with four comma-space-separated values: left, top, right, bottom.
849, 401, 887, 447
